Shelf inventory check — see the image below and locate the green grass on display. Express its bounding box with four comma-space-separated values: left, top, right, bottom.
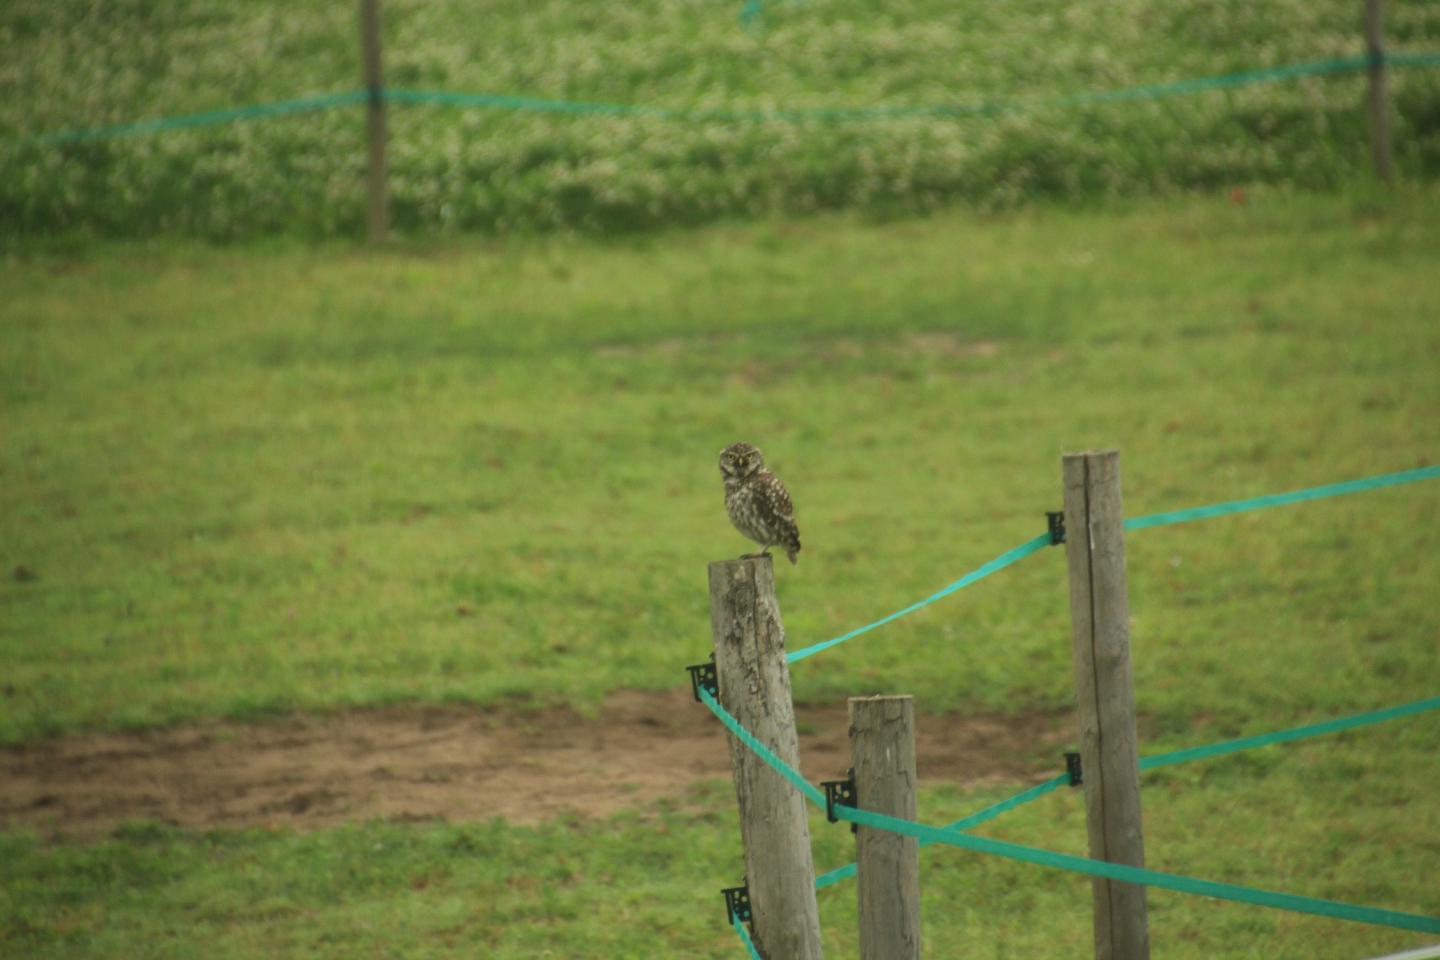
3, 0, 1440, 238
3, 730, 1437, 958
2, 190, 1439, 956
4, 190, 1438, 742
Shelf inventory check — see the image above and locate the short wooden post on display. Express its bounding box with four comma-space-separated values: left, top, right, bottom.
709, 557, 824, 960
1061, 450, 1150, 960
1364, 0, 1394, 184
359, 0, 388, 242
851, 695, 921, 960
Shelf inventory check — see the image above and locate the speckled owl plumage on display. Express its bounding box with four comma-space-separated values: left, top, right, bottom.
719, 441, 801, 565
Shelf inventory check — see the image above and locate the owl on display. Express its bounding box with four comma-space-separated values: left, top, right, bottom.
718, 441, 802, 564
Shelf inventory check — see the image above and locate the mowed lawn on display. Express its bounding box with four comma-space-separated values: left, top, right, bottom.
2, 191, 1439, 957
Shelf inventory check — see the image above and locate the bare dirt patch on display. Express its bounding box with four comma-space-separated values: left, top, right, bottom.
0, 689, 1071, 839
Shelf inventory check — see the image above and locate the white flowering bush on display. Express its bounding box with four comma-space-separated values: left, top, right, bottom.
1, 0, 1437, 239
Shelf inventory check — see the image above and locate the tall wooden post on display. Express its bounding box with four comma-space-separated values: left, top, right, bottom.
1364, 0, 1394, 184
1061, 451, 1150, 960
359, 0, 388, 242
851, 695, 921, 960
709, 557, 824, 960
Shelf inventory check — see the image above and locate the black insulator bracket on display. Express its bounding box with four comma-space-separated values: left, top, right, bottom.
1047, 511, 1067, 546
821, 767, 858, 833
722, 882, 752, 927
686, 654, 718, 702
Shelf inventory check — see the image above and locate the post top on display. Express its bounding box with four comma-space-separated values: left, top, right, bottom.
708, 555, 775, 571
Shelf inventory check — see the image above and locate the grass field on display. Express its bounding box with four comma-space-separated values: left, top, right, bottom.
2, 189, 1438, 956
4, 0, 1440, 238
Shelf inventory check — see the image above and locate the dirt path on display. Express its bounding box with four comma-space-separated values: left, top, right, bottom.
1, 689, 1071, 840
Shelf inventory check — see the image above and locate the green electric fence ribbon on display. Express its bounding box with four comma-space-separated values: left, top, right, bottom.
702, 690, 1440, 934
785, 534, 1051, 664
16, 51, 1440, 144
815, 773, 1069, 889
787, 463, 1437, 666
1125, 464, 1440, 532
814, 697, 1440, 890
1140, 695, 1440, 771
732, 914, 762, 959
18, 91, 366, 145
699, 687, 825, 806
837, 803, 1440, 934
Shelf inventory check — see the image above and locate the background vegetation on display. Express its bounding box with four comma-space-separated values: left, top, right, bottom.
5, 193, 1438, 744
3, 0, 1439, 955
3, 191, 1439, 956
3, 0, 1440, 239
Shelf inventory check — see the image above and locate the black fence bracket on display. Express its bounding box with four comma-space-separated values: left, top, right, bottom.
821, 768, 858, 833
722, 881, 752, 927
1047, 510, 1067, 546
686, 654, 718, 702
1065, 751, 1083, 787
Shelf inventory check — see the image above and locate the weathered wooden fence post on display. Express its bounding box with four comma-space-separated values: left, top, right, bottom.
1364, 0, 1395, 184
709, 556, 824, 960
359, 0, 388, 242
1061, 450, 1150, 960
850, 695, 921, 960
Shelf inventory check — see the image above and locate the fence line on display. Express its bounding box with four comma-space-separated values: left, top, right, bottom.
700, 689, 1440, 937
16, 92, 367, 146
388, 53, 1392, 120
813, 695, 1440, 892
732, 915, 763, 960
697, 464, 1440, 953
10, 51, 1440, 146
784, 534, 1050, 663
816, 773, 1070, 888
1122, 464, 1440, 533
1138, 695, 1440, 772
700, 687, 825, 806
837, 804, 1440, 935
784, 464, 1439, 665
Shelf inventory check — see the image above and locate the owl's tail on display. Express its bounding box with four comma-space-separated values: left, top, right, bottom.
785, 536, 801, 565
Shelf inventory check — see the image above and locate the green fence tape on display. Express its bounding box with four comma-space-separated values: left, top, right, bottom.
838, 804, 1440, 934
386, 85, 983, 122
786, 533, 1051, 664
813, 859, 858, 890
1388, 51, 1440, 68
816, 698, 1439, 891
732, 914, 762, 959
389, 51, 1440, 124
1141, 696, 1440, 771
937, 773, 1070, 831
1125, 465, 1440, 532
14, 51, 1440, 145
17, 91, 366, 146
699, 687, 825, 806
702, 690, 1440, 932
384, 87, 674, 117
789, 464, 1437, 667
816, 773, 1068, 889
1043, 55, 1371, 107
